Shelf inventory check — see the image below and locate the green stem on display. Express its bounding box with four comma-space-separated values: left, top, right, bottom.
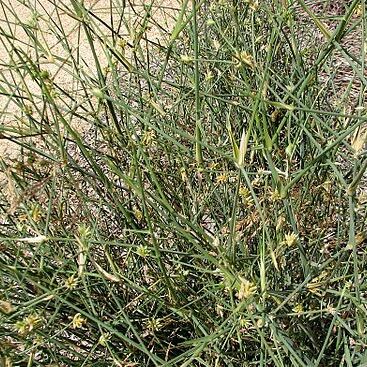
192, 0, 203, 168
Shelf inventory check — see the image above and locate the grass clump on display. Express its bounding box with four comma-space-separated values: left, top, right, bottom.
0, 0, 366, 365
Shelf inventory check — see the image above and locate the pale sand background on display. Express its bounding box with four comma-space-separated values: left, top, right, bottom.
0, 0, 179, 163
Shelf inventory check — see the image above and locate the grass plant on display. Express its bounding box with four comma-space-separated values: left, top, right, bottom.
0, 0, 366, 365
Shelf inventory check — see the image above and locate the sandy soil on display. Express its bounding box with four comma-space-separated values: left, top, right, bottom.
0, 0, 179, 164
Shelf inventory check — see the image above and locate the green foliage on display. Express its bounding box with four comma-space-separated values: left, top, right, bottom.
0, 0, 366, 366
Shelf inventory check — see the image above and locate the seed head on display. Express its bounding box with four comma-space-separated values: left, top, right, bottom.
72, 313, 86, 329
237, 278, 257, 300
